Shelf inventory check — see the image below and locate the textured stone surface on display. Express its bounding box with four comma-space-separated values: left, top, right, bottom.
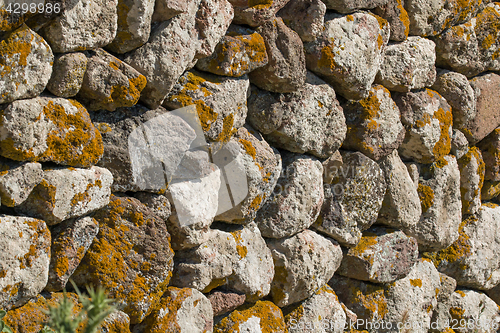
320, 0, 389, 13
0, 160, 42, 207
458, 147, 485, 215
0, 216, 50, 311
278, 0, 326, 42
151, 0, 193, 22
207, 291, 246, 316
304, 12, 389, 100
479, 128, 500, 182
134, 192, 172, 222
255, 153, 323, 238
0, 25, 53, 104
228, 0, 291, 27
100, 311, 132, 333
266, 229, 342, 307
322, 150, 343, 185
373, 0, 410, 41
342, 85, 405, 161
0, 96, 103, 167
248, 17, 306, 93
47, 52, 87, 98
451, 129, 470, 160
482, 180, 500, 201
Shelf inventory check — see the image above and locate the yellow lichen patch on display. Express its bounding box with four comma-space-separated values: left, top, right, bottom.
248, 0, 273, 9
217, 113, 236, 143
232, 230, 248, 259
410, 278, 422, 287
248, 194, 263, 212
239, 138, 257, 160
397, 0, 410, 38
349, 235, 378, 264
449, 306, 465, 318
432, 103, 453, 160
352, 285, 388, 320
0, 24, 34, 79
414, 112, 432, 128
418, 183, 435, 213
202, 277, 227, 293
475, 6, 500, 50
317, 45, 339, 73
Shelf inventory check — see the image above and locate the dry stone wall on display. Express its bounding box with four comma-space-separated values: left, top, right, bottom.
0, 0, 500, 331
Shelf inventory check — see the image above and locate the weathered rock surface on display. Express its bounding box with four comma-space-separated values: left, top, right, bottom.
482, 180, 500, 201
228, 0, 290, 27
207, 291, 246, 316
100, 311, 132, 333
0, 160, 42, 207
134, 192, 172, 222
451, 130, 470, 161
373, 0, 410, 41
457, 147, 485, 215
320, 0, 389, 13
478, 128, 500, 183
322, 150, 343, 185
304, 12, 389, 100
278, 0, 326, 42
151, 0, 193, 22
47, 52, 88, 98
266, 229, 343, 307
0, 216, 50, 311
342, 85, 405, 161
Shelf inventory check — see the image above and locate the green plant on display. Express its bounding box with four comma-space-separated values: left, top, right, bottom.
0, 310, 13, 333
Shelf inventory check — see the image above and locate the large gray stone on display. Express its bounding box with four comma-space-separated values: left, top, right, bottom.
228, 0, 291, 27
46, 53, 88, 98
0, 161, 42, 207
278, 0, 327, 42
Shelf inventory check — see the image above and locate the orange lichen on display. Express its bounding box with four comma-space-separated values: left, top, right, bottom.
418, 183, 435, 213
239, 138, 257, 160
352, 285, 388, 320
410, 278, 422, 287
349, 234, 378, 264
0, 24, 34, 79
432, 103, 453, 160
232, 230, 248, 259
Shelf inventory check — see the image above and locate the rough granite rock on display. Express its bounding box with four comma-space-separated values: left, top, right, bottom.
322, 151, 343, 185
479, 128, 500, 181
17, 166, 113, 225
313, 151, 387, 247
195, 25, 269, 77
266, 229, 343, 307
151, 0, 193, 22
457, 147, 485, 215
40, 0, 118, 52
247, 72, 346, 158
134, 192, 172, 222
100, 311, 132, 333
228, 0, 291, 27
0, 25, 53, 104
320, 0, 389, 13
278, 0, 327, 42
377, 149, 422, 230
45, 216, 99, 292
208, 291, 246, 317
0, 96, 104, 167
451, 129, 469, 160
71, 196, 175, 324
373, 0, 410, 41
376, 37, 437, 92
0, 216, 50, 311
284, 285, 346, 333
0, 160, 43, 207
341, 85, 405, 161
46, 52, 88, 98
255, 153, 323, 238
394, 89, 453, 164
248, 17, 306, 93
433, 3, 500, 78
133, 287, 213, 333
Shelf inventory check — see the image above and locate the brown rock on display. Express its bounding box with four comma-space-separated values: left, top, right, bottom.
278, 0, 327, 42
228, 0, 291, 27
478, 128, 500, 181
207, 291, 246, 316
47, 52, 88, 98
373, 0, 410, 41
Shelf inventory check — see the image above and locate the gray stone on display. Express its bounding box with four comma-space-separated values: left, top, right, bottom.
214, 301, 287, 332
151, 0, 193, 22
322, 151, 343, 185
320, 0, 389, 13
457, 147, 485, 215
47, 53, 88, 98
373, 0, 410, 41
133, 192, 172, 222
228, 0, 291, 27
478, 128, 500, 181
451, 129, 469, 160
278, 0, 327, 42
0, 161, 42, 207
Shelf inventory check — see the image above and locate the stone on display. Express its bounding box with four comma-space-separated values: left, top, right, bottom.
0, 4, 36, 33
228, 0, 290, 27
151, 0, 193, 22
373, 0, 410, 41
133, 287, 213, 333
451, 129, 469, 160
207, 291, 246, 316
163, 69, 249, 143
284, 285, 346, 333
313, 151, 387, 247
45, 216, 99, 292
278, 0, 327, 42
0, 160, 42, 207
320, 0, 389, 13
341, 85, 405, 161
214, 300, 287, 332
322, 151, 343, 185
255, 153, 323, 238
106, 0, 155, 54
248, 17, 306, 93
77, 49, 147, 112
46, 52, 88, 98
377, 150, 422, 230
337, 227, 419, 283
376, 37, 436, 92
134, 192, 172, 222
17, 166, 113, 225
304, 12, 389, 100
482, 181, 500, 201
0, 216, 50, 311
478, 128, 500, 182
0, 25, 53, 104
394, 89, 453, 164
195, 25, 268, 77
431, 69, 477, 132
424, 205, 500, 290
457, 147, 485, 215
247, 72, 346, 158
266, 229, 343, 307
0, 96, 103, 167
100, 311, 132, 333
40, 0, 118, 52
71, 196, 175, 324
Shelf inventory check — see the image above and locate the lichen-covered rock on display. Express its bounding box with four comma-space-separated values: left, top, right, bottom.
45, 216, 99, 292
228, 0, 290, 27
208, 291, 246, 317
46, 53, 88, 98
214, 300, 287, 333
411, 155, 461, 251
394, 89, 453, 164
172, 223, 275, 301
134, 192, 172, 222
424, 205, 500, 290
77, 49, 147, 112
17, 166, 113, 225
266, 229, 342, 307
133, 287, 213, 333
0, 96, 103, 167
320, 0, 389, 13
0, 160, 42, 207
0, 5, 36, 33
478, 128, 500, 182
248, 72, 346, 158
151, 0, 193, 22
433, 3, 500, 78
377, 150, 422, 230
284, 285, 346, 333
451, 129, 470, 160
373, 0, 410, 41
0, 216, 50, 311
337, 227, 419, 283
342, 85, 405, 161
100, 311, 132, 333
0, 25, 53, 104
248, 17, 306, 93
278, 0, 326, 42
376, 37, 436, 92
457, 147, 485, 215
40, 0, 118, 52
314, 151, 387, 247
482, 180, 500, 201
71, 196, 175, 324
106, 0, 155, 54
164, 70, 249, 143
304, 12, 389, 100
255, 153, 323, 238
